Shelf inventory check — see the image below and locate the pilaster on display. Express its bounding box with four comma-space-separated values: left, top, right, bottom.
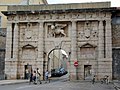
13, 23, 19, 60
98, 20, 104, 59
70, 21, 77, 80
37, 22, 44, 79
105, 20, 112, 79
98, 19, 112, 80
5, 23, 12, 79
105, 20, 112, 58
5, 23, 12, 60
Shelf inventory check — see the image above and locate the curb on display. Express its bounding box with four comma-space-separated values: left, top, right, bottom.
0, 80, 29, 86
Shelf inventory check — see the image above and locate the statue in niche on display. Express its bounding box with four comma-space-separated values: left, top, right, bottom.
50, 23, 67, 37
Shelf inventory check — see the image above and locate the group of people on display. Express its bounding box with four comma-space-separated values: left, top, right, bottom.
26, 68, 49, 84
92, 75, 109, 84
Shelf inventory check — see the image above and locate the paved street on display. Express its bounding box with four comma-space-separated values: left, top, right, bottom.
0, 80, 115, 90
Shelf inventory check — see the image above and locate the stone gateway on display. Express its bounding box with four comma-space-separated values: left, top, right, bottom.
2, 2, 119, 80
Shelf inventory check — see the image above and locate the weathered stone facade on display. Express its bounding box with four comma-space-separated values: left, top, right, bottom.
0, 29, 6, 80
2, 2, 115, 80
112, 11, 120, 80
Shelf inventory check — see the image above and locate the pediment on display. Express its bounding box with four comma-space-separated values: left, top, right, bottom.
80, 43, 96, 48
22, 44, 36, 49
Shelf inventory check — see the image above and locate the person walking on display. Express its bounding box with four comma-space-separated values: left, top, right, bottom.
92, 75, 96, 84
36, 68, 42, 84
33, 70, 36, 84
45, 70, 49, 83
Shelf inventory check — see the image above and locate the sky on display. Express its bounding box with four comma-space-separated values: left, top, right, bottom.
47, 0, 120, 7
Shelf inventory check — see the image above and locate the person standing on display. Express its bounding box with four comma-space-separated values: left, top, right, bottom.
36, 68, 42, 84
29, 69, 33, 84
25, 68, 29, 79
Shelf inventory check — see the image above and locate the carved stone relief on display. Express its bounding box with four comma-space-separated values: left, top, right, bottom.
8, 16, 15, 21
19, 15, 27, 21
101, 12, 107, 18
32, 15, 40, 20
19, 24, 26, 41
78, 21, 98, 40
25, 23, 32, 39
19, 23, 38, 41
86, 12, 93, 18
47, 22, 68, 38
16, 12, 101, 22
59, 14, 66, 19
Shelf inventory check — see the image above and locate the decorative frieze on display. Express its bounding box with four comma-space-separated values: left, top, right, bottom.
8, 12, 110, 22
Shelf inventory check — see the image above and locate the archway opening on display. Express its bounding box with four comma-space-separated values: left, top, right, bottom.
47, 48, 68, 77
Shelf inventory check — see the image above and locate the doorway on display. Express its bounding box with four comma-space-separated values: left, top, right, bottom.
84, 65, 92, 80
24, 64, 32, 79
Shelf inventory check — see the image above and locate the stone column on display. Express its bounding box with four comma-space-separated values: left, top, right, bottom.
37, 22, 44, 79
105, 20, 112, 58
70, 21, 77, 80
98, 20, 104, 79
105, 20, 112, 79
12, 23, 19, 79
5, 23, 12, 79
98, 20, 104, 58
5, 23, 12, 60
13, 23, 19, 59
98, 19, 112, 80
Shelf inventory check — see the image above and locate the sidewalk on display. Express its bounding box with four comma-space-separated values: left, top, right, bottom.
0, 80, 29, 86
0, 77, 61, 86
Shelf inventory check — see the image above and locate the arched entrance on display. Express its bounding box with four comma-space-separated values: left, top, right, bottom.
47, 47, 68, 77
